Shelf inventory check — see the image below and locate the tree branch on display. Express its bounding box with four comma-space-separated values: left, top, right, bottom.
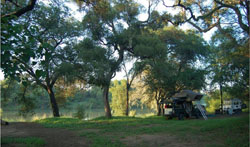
1, 0, 37, 19
214, 0, 249, 33
12, 56, 47, 89
161, 0, 249, 33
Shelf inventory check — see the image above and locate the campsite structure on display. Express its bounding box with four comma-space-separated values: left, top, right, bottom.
163, 90, 207, 120
223, 98, 247, 115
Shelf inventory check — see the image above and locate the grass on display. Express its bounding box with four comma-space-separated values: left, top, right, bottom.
36, 114, 249, 147
1, 137, 45, 147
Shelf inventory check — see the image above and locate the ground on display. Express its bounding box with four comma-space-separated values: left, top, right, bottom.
1, 114, 249, 147
1, 122, 203, 147
1, 122, 88, 147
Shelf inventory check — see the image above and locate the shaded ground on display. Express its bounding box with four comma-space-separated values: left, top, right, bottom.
121, 133, 208, 147
1, 122, 89, 147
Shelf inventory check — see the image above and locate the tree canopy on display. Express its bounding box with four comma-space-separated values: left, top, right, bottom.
1, 0, 248, 118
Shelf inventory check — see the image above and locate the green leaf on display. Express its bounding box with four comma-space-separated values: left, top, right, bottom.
21, 81, 28, 87
35, 70, 44, 78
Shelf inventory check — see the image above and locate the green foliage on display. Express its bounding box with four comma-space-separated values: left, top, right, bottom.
73, 105, 87, 120
129, 110, 136, 117
110, 80, 127, 116
134, 27, 208, 114
204, 91, 233, 113
134, 33, 166, 59
1, 1, 82, 117
0, 78, 40, 116
0, 78, 20, 105
16, 83, 37, 117
158, 27, 208, 64
205, 97, 220, 113
70, 86, 104, 109
1, 137, 45, 147
54, 79, 80, 106
209, 29, 249, 101
73, 38, 114, 86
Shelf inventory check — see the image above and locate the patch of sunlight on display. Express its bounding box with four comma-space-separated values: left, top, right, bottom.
137, 112, 156, 118
4, 117, 27, 122
0, 108, 2, 117
31, 113, 49, 121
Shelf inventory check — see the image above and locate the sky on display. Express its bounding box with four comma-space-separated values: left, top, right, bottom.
0, 0, 215, 81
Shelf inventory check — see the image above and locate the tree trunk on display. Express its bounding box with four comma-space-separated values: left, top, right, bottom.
157, 102, 161, 116
125, 83, 129, 116
103, 85, 112, 118
219, 83, 223, 114
47, 87, 60, 117
161, 104, 164, 116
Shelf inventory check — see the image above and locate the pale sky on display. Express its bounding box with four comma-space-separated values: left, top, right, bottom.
0, 0, 214, 81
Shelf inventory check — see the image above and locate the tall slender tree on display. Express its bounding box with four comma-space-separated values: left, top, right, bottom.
73, 0, 149, 118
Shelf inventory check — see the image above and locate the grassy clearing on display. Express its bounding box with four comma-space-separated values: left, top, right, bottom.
1, 137, 45, 147
36, 114, 249, 147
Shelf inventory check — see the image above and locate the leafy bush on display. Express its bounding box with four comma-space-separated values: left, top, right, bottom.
73, 105, 86, 119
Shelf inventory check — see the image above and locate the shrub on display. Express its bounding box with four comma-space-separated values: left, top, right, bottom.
73, 105, 86, 120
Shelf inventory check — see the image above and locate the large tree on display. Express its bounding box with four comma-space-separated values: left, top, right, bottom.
135, 27, 208, 115
1, 2, 81, 117
72, 0, 149, 118
209, 27, 249, 106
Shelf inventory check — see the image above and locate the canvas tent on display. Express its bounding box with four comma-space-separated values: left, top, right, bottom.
172, 90, 203, 101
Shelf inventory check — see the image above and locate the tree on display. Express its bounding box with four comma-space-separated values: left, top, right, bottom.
209, 27, 249, 107
1, 2, 81, 117
73, 0, 148, 118
72, 38, 116, 118
0, 77, 43, 116
122, 58, 140, 116
135, 27, 208, 115
157, 0, 249, 110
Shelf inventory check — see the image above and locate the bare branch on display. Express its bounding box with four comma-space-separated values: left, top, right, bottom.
188, 19, 220, 32
214, 0, 249, 33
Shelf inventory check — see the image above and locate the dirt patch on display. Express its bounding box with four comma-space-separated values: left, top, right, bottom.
121, 133, 207, 147
1, 122, 89, 147
139, 124, 163, 128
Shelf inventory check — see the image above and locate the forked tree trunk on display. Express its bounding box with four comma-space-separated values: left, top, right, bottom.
47, 87, 60, 117
103, 85, 112, 118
